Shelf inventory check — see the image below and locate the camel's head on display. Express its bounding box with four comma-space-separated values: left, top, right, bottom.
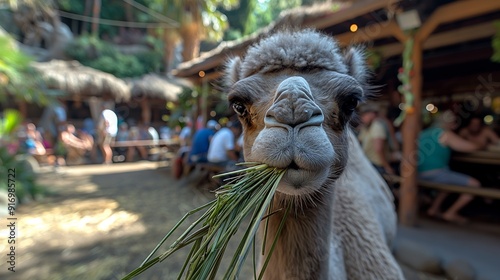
225, 29, 369, 197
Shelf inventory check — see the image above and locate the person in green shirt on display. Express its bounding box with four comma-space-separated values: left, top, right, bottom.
418, 110, 482, 224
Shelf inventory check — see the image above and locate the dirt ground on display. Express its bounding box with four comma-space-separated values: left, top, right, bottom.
3, 161, 495, 280
0, 162, 257, 280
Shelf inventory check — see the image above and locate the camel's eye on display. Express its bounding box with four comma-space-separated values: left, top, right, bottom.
342, 96, 360, 113
232, 101, 248, 117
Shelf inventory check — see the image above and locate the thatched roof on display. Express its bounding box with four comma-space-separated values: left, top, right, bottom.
32, 60, 131, 101
128, 74, 192, 102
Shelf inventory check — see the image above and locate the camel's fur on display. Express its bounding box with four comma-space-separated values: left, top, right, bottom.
225, 29, 403, 279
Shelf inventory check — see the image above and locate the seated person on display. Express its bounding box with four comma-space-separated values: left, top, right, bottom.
459, 115, 499, 150
418, 110, 484, 224
207, 121, 242, 168
188, 120, 218, 164
60, 124, 93, 165
358, 104, 398, 175
23, 123, 47, 158
126, 125, 148, 161
114, 122, 129, 161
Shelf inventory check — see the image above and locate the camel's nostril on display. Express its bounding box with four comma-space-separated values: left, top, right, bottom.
289, 161, 300, 170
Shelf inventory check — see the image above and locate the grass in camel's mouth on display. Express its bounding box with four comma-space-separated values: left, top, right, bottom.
122, 163, 289, 280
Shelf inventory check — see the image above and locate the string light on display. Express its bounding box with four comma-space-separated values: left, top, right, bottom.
350, 24, 358, 32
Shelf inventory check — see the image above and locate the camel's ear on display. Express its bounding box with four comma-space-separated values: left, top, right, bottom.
343, 46, 369, 88
225, 57, 242, 87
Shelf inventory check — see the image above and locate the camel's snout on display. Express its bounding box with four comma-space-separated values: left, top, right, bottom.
265, 76, 324, 129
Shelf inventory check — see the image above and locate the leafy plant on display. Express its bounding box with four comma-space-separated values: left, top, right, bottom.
0, 109, 46, 203
0, 34, 50, 104
123, 163, 288, 280
65, 35, 163, 77
0, 148, 47, 203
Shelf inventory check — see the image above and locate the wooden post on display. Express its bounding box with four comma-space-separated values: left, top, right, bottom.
141, 98, 151, 124
399, 39, 422, 226
91, 0, 101, 36
17, 100, 27, 119
201, 78, 208, 125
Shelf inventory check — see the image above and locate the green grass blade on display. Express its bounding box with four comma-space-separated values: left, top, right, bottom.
258, 203, 291, 280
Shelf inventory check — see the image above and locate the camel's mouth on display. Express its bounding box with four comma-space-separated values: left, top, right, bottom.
276, 164, 330, 196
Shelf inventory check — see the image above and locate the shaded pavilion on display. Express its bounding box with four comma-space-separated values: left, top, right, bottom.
173, 0, 500, 226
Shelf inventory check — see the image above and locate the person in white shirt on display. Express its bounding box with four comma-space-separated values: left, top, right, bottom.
98, 109, 118, 164
207, 121, 242, 166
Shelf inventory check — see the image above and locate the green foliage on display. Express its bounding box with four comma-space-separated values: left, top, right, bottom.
65, 35, 163, 77
366, 49, 382, 71
0, 147, 46, 203
0, 34, 51, 104
57, 0, 128, 36
0, 109, 47, 204
0, 109, 22, 138
492, 21, 500, 63
57, 0, 84, 14
89, 54, 145, 77
145, 0, 238, 42
135, 50, 163, 73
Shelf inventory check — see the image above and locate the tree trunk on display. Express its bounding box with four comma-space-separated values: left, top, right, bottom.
91, 0, 101, 36
82, 0, 93, 34
180, 1, 202, 62
124, 1, 135, 22
163, 31, 178, 74
180, 21, 201, 62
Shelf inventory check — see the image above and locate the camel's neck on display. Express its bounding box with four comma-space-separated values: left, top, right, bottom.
259, 192, 333, 280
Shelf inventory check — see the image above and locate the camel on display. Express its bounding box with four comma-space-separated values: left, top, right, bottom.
224, 29, 404, 279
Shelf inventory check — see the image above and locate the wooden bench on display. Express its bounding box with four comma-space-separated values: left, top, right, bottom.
177, 162, 227, 190
382, 174, 500, 200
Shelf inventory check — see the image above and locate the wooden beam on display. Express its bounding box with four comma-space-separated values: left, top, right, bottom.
312, 0, 400, 30
335, 20, 408, 46
377, 21, 497, 58
173, 42, 250, 78
416, 0, 500, 42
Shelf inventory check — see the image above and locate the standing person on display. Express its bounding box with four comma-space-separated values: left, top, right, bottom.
358, 104, 396, 175
418, 110, 483, 224
98, 108, 118, 164
188, 120, 218, 164
207, 121, 242, 168
459, 115, 500, 150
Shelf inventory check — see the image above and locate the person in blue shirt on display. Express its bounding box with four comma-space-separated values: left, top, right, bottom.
188, 120, 219, 164
418, 110, 482, 224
